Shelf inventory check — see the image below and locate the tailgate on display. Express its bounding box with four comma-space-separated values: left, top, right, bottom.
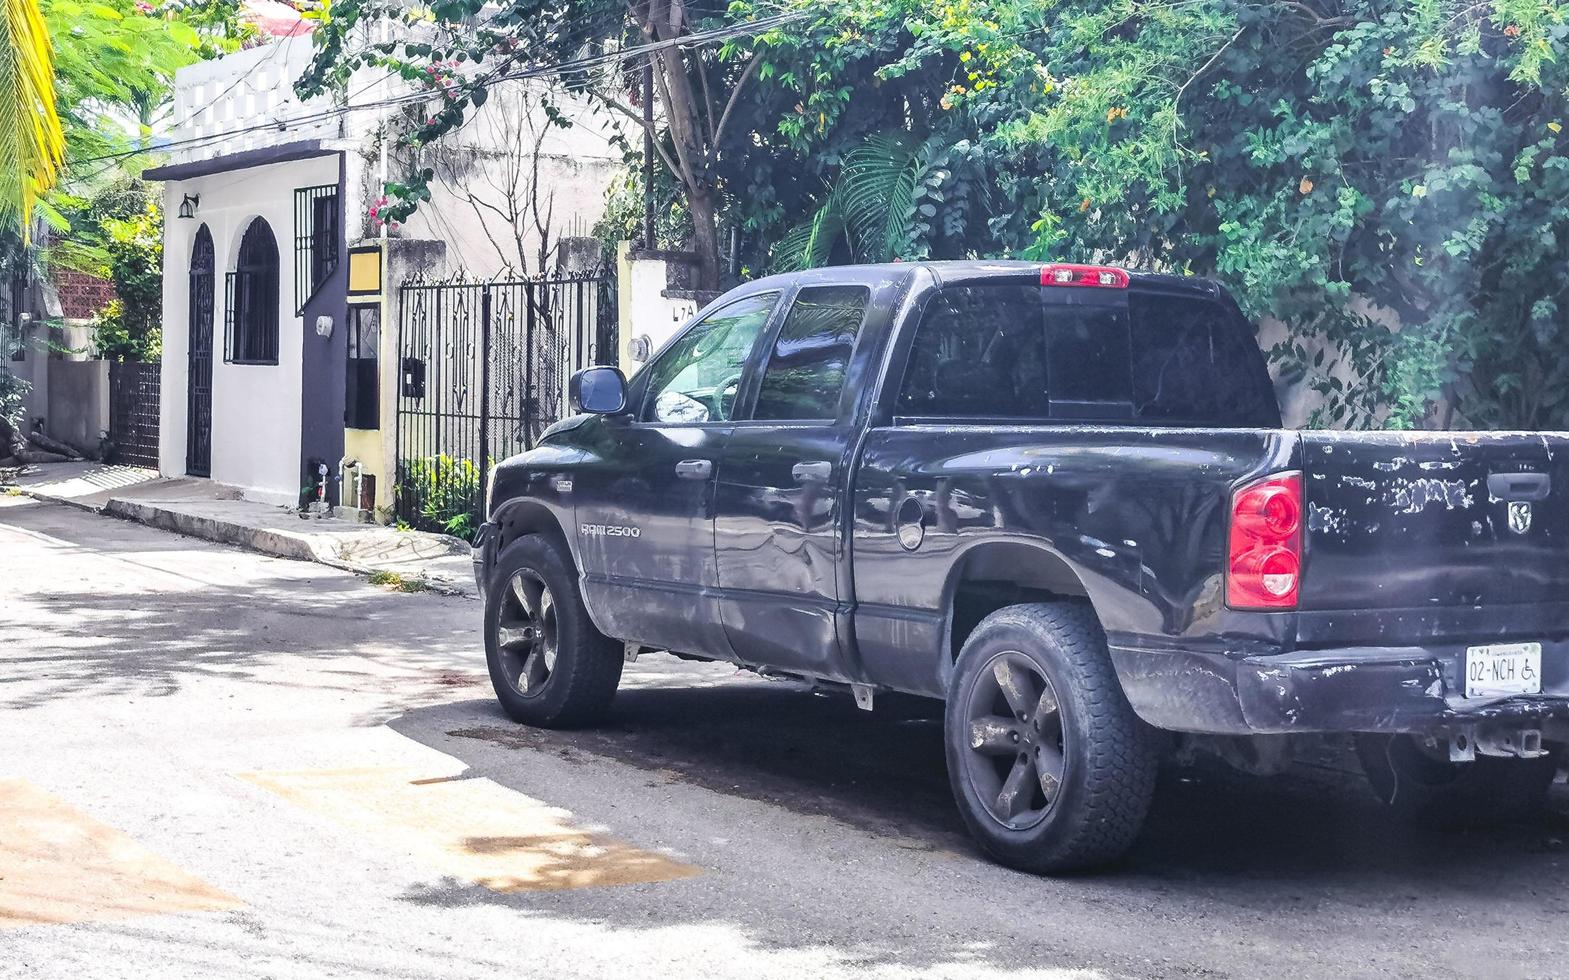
1300, 431, 1569, 610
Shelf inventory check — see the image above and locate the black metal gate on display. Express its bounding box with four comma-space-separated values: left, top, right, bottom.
394, 269, 616, 535
109, 360, 161, 469
187, 225, 215, 476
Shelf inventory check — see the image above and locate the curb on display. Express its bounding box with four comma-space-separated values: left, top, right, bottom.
13, 487, 105, 516
13, 486, 477, 599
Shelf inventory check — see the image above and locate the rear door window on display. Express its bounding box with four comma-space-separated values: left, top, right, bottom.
752, 285, 870, 421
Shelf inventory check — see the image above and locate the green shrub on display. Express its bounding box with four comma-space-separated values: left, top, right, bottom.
397, 454, 485, 541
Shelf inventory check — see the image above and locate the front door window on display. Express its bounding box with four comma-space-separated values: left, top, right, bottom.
640, 293, 778, 424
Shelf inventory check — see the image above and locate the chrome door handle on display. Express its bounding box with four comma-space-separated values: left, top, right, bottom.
675, 459, 712, 480
792, 461, 832, 483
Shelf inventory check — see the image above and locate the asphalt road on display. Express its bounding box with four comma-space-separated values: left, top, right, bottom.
4, 495, 1569, 979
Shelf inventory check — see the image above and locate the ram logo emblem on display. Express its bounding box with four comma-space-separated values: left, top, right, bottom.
1507, 500, 1532, 535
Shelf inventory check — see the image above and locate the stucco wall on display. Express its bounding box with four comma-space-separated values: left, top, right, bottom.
159, 154, 341, 506
395, 82, 621, 280
616, 244, 712, 376
46, 360, 109, 454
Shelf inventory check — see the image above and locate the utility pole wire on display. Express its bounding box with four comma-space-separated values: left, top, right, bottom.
71, 11, 809, 169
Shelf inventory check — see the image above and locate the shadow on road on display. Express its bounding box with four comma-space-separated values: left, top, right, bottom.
390, 679, 1569, 899
0, 499, 480, 713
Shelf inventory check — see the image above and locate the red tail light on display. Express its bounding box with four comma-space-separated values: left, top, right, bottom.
1227, 472, 1303, 609
1040, 263, 1129, 289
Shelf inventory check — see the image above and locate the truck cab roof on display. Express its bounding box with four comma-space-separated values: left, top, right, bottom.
740, 260, 1227, 299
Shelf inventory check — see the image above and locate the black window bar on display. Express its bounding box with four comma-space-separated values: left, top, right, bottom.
294, 184, 340, 314
225, 219, 280, 365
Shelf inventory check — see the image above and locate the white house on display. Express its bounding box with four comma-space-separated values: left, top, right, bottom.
146, 31, 623, 513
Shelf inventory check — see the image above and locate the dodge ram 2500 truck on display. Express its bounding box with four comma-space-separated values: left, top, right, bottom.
472, 260, 1568, 872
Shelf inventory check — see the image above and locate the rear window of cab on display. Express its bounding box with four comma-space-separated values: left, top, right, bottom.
896, 283, 1280, 428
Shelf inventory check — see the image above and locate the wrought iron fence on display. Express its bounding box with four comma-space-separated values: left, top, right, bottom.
109, 360, 161, 468
394, 269, 616, 536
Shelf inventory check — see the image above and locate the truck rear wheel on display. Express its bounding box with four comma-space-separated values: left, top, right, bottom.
944, 602, 1157, 873
483, 535, 622, 728
1355, 734, 1558, 830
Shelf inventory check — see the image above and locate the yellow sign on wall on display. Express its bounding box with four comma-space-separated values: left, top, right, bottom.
347, 246, 382, 296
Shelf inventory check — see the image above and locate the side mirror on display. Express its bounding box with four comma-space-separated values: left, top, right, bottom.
568, 366, 628, 415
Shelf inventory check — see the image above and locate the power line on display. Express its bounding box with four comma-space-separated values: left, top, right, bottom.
69, 11, 809, 170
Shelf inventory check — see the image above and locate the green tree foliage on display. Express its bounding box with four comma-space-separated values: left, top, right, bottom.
0, 0, 64, 233
89, 189, 162, 361
304, 0, 1567, 429
995, 0, 1569, 430
38, 0, 241, 231
726, 0, 1037, 270
735, 0, 1569, 430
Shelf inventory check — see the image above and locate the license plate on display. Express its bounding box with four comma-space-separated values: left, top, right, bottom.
1465, 642, 1542, 698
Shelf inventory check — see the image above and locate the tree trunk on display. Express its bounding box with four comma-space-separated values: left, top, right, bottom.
686, 185, 722, 291
642, 1, 725, 291
27, 429, 81, 459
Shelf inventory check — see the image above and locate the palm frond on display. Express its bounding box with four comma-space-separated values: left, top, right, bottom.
838, 133, 930, 263
769, 187, 846, 273
0, 0, 64, 237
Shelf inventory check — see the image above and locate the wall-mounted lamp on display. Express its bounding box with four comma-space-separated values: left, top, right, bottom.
177, 193, 200, 219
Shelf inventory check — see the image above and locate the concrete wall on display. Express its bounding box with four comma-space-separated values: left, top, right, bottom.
397, 83, 622, 280
159, 153, 341, 506
163, 36, 348, 168
46, 360, 109, 454
9, 324, 48, 430
8, 320, 100, 438
616, 243, 718, 376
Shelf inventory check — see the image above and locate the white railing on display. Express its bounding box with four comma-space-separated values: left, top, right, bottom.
162, 35, 362, 165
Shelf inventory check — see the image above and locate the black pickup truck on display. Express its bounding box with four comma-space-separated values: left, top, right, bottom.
473, 260, 1568, 872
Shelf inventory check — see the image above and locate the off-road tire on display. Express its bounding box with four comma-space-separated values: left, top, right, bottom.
1356, 734, 1558, 830
483, 535, 622, 728
944, 602, 1158, 873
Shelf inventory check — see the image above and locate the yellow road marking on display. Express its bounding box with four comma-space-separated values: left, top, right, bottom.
0, 779, 242, 929
239, 767, 699, 892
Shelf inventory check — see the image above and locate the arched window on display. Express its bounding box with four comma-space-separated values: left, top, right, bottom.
225, 219, 279, 364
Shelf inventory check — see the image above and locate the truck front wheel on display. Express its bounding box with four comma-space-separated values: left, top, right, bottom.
944, 602, 1158, 873
483, 535, 622, 728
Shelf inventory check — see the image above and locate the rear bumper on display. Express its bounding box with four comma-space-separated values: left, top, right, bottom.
1111, 639, 1569, 736
471, 521, 498, 595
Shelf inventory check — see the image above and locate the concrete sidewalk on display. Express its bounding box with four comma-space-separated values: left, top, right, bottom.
2, 460, 478, 597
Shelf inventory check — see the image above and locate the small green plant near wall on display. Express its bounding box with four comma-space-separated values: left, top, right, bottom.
397, 454, 488, 541
0, 371, 30, 428
367, 569, 429, 593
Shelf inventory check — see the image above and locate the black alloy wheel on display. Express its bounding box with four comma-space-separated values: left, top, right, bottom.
493, 568, 559, 699
959, 652, 1068, 831
483, 535, 621, 728
943, 602, 1157, 873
